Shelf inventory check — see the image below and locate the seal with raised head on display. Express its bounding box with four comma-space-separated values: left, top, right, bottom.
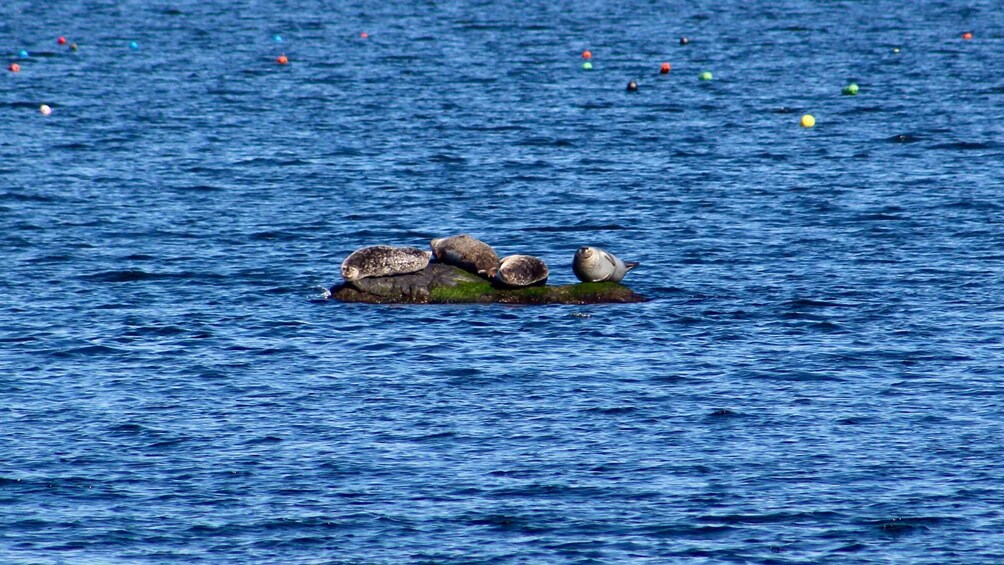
493, 255, 549, 288
572, 246, 638, 283
430, 234, 499, 279
341, 245, 432, 281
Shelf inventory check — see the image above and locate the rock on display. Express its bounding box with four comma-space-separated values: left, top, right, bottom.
329, 264, 646, 304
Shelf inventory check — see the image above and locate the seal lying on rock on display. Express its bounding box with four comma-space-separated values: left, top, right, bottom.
572, 246, 638, 283
493, 255, 549, 288
341, 245, 432, 281
430, 234, 499, 279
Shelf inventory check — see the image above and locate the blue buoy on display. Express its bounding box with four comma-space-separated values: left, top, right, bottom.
18, 49, 29, 58
273, 34, 283, 43
129, 41, 139, 50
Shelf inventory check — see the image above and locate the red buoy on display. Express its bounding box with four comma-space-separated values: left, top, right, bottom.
360, 32, 369, 39
8, 63, 20, 72
582, 50, 592, 59
276, 54, 289, 65
962, 31, 973, 40
57, 36, 67, 45
660, 62, 671, 74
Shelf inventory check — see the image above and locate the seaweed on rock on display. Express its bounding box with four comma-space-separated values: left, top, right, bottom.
329, 264, 645, 304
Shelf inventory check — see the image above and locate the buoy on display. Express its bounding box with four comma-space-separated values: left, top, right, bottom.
626, 80, 638, 91
18, 50, 29, 58
40, 104, 52, 116
801, 114, 815, 128
273, 34, 283, 42
660, 62, 670, 74
699, 71, 712, 81
276, 54, 289, 65
129, 41, 139, 50
8, 63, 20, 73
842, 83, 859, 95
680, 37, 689, 45
582, 50, 592, 59
360, 32, 369, 39
962, 31, 973, 40
57, 36, 67, 45
70, 43, 79, 52
892, 47, 900, 53
582, 61, 592, 70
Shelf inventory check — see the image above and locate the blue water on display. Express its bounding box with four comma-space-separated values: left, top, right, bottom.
3, 0, 1004, 562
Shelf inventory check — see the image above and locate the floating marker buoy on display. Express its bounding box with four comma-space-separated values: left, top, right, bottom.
893, 47, 900, 53
19, 50, 29, 58
801, 114, 815, 128
962, 31, 973, 40
129, 41, 139, 50
699, 71, 712, 81
276, 54, 289, 65
57, 36, 67, 45
626, 80, 638, 91
680, 37, 689, 45
273, 34, 283, 42
8, 63, 20, 72
70, 43, 78, 51
582, 61, 592, 70
660, 62, 671, 74
40, 104, 52, 116
360, 32, 369, 39
582, 50, 592, 59
842, 83, 859, 95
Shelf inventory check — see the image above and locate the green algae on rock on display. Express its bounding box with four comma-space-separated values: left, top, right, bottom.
329, 264, 645, 304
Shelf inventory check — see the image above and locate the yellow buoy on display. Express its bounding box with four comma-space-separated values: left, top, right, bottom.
800, 114, 815, 128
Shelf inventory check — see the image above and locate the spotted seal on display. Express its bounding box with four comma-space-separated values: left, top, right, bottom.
493, 255, 549, 288
341, 245, 432, 281
430, 234, 499, 279
572, 246, 638, 283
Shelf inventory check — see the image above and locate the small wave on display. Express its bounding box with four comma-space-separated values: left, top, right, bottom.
50, 345, 125, 357
870, 516, 953, 535
80, 270, 167, 282
0, 191, 56, 203
523, 224, 626, 233
931, 141, 996, 151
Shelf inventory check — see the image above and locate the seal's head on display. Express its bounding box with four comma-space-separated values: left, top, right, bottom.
576, 246, 598, 266
342, 264, 361, 281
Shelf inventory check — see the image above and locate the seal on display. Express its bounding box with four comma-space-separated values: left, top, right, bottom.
572, 246, 638, 283
341, 245, 432, 281
430, 234, 499, 279
493, 255, 549, 288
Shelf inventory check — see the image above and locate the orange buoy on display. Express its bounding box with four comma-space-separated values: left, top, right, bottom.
962, 31, 973, 40
360, 32, 369, 39
8, 63, 20, 72
660, 62, 671, 74
57, 36, 67, 45
582, 50, 592, 59
276, 54, 289, 65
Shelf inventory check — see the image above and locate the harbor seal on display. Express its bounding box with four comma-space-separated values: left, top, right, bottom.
493, 255, 549, 288
572, 246, 638, 283
341, 245, 432, 281
430, 234, 499, 279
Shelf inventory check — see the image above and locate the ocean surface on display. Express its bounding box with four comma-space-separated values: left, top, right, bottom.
3, 0, 1004, 562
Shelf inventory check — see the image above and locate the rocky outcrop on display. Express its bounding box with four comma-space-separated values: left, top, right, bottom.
329, 264, 645, 304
